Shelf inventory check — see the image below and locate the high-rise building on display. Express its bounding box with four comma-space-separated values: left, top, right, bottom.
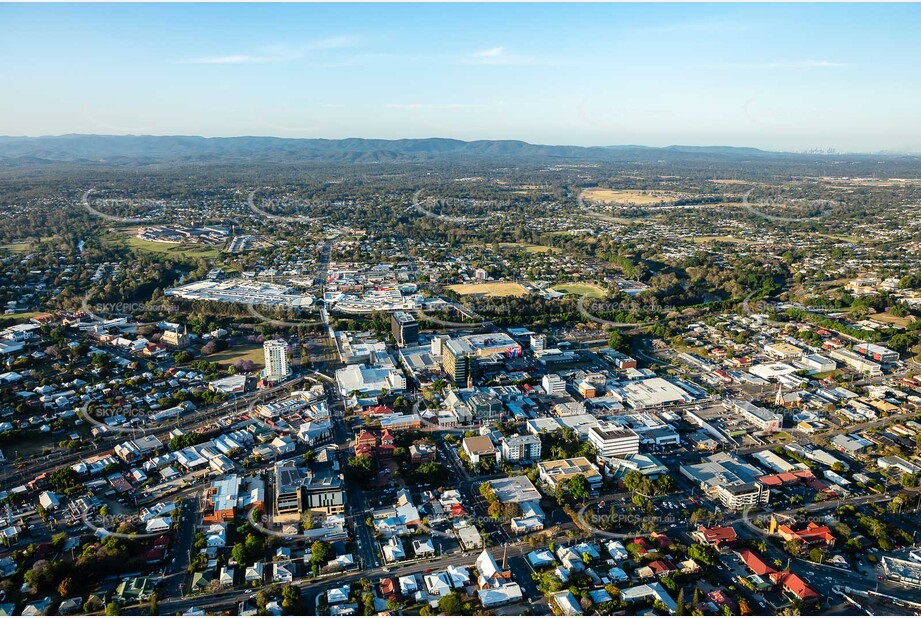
391, 311, 419, 347
530, 334, 546, 352
443, 338, 475, 385
263, 339, 290, 381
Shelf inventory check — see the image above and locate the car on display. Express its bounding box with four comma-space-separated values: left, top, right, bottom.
424, 568, 434, 573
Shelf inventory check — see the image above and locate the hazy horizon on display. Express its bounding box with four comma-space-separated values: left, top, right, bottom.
3, 3, 921, 153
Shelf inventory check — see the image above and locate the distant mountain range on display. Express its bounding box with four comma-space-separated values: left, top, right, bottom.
0, 134, 905, 166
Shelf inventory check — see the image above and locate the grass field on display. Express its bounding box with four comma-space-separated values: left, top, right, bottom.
691, 236, 759, 244
552, 283, 608, 298
204, 343, 265, 369
583, 188, 684, 205
0, 242, 32, 253
447, 282, 530, 298
125, 236, 222, 259
469, 242, 559, 254
0, 311, 46, 323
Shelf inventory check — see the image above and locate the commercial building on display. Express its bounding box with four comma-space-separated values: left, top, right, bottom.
620, 377, 694, 409
462, 435, 498, 466
538, 457, 603, 492
335, 363, 406, 398
680, 452, 770, 511
731, 400, 783, 433
443, 338, 475, 385
830, 348, 882, 376
854, 343, 899, 363
263, 340, 290, 382
390, 311, 419, 348
541, 373, 566, 395
274, 462, 303, 522
461, 333, 522, 359
500, 434, 542, 463
302, 467, 347, 515
765, 342, 804, 360
588, 422, 640, 459
487, 476, 542, 504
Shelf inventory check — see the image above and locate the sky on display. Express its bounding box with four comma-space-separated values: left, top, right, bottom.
1, 3, 920, 153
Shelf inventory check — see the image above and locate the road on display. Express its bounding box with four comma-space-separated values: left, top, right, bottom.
0, 375, 307, 489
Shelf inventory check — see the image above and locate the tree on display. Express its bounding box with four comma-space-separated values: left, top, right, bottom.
310, 540, 331, 566
568, 474, 590, 503
105, 603, 121, 616
676, 588, 686, 616
149, 593, 158, 616
808, 548, 825, 564
438, 592, 463, 615
232, 542, 247, 565
281, 585, 301, 613
784, 538, 804, 556
688, 544, 718, 567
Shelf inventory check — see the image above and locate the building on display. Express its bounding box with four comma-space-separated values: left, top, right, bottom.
854, 343, 899, 363
302, 467, 347, 515
335, 363, 406, 398
462, 333, 522, 359
691, 525, 738, 550
390, 312, 419, 348
731, 400, 783, 433
770, 518, 835, 548
274, 462, 303, 522
500, 434, 542, 463
765, 342, 804, 360
680, 452, 770, 511
161, 328, 190, 349
487, 476, 542, 503
530, 334, 546, 352
542, 373, 566, 395
538, 457, 603, 492
263, 339, 290, 382
462, 435, 498, 466
114, 435, 164, 463
443, 339, 475, 385
587, 422, 640, 459
830, 348, 882, 376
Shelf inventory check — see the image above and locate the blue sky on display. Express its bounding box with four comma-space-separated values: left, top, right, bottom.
2, 3, 920, 152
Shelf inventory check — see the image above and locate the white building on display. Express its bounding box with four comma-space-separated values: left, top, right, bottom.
542, 373, 566, 395
263, 340, 290, 381
587, 422, 640, 459
500, 434, 542, 463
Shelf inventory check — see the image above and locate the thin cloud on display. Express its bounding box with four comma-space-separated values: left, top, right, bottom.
178, 54, 282, 65
728, 59, 851, 69
461, 46, 547, 66
386, 102, 494, 110
307, 35, 362, 51
643, 19, 751, 34
472, 46, 505, 58
178, 36, 360, 65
